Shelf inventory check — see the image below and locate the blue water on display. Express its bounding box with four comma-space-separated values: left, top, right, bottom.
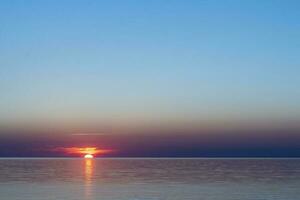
0, 158, 300, 200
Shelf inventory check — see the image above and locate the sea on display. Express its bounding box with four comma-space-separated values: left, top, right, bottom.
0, 158, 299, 200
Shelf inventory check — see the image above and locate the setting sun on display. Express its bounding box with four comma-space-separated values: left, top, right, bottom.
84, 154, 94, 159
54, 147, 113, 157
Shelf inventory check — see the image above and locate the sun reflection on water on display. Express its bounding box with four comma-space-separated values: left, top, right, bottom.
84, 158, 94, 200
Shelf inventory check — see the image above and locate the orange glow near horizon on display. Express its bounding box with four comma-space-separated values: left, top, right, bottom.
54, 147, 113, 158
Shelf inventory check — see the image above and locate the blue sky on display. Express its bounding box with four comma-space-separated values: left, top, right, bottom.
0, 0, 299, 131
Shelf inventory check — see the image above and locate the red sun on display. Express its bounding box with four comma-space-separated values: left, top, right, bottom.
54, 147, 113, 158
84, 154, 94, 159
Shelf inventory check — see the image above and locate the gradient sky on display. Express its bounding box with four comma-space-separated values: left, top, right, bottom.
0, 0, 300, 157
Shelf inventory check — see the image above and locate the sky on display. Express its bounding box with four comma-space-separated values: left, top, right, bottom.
0, 0, 300, 157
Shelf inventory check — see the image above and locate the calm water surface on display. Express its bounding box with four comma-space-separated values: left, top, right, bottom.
0, 158, 300, 200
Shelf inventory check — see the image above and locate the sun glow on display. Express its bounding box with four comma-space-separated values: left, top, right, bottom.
54, 147, 113, 158
84, 154, 94, 159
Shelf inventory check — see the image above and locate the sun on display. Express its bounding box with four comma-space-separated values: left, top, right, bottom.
84, 154, 94, 159
54, 146, 113, 158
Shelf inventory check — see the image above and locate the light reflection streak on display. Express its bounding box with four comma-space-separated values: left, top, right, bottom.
84, 158, 94, 200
